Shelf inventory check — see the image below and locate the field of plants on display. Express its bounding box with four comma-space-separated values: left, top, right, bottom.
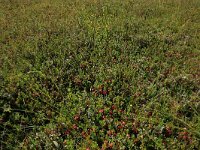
0, 0, 200, 149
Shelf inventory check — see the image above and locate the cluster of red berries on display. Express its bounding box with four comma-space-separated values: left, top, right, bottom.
90, 80, 112, 96
178, 130, 192, 144
162, 127, 173, 137
61, 98, 194, 149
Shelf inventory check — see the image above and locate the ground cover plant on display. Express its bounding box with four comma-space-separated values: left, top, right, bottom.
0, 0, 200, 149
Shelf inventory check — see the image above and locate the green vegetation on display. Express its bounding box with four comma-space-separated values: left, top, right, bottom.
0, 0, 200, 149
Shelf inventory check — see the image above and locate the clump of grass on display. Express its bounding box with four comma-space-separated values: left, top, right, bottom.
0, 0, 200, 149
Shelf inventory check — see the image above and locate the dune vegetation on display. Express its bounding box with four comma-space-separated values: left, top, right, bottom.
0, 0, 200, 149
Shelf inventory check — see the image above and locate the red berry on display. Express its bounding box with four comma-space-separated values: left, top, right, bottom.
165, 127, 172, 137
111, 105, 116, 110
73, 124, 78, 130
118, 125, 123, 129
102, 115, 106, 120
82, 131, 87, 138
99, 109, 104, 113
108, 143, 113, 148
74, 115, 80, 121
121, 121, 126, 126
133, 127, 139, 135
102, 90, 108, 96
162, 140, 167, 145
126, 134, 130, 139
64, 130, 70, 135
147, 112, 152, 117
183, 135, 188, 140
107, 130, 112, 136
119, 109, 124, 113
109, 110, 113, 115
183, 131, 188, 136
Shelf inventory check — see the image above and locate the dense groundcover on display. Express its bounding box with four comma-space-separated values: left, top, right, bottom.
0, 0, 200, 149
